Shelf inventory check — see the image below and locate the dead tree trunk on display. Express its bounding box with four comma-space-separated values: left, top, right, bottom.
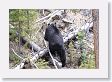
92, 9, 99, 68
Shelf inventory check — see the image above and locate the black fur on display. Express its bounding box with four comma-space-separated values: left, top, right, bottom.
44, 24, 66, 67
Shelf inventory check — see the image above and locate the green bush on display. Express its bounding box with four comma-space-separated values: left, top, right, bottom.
77, 31, 95, 69
79, 50, 95, 69
9, 53, 21, 66
35, 59, 49, 69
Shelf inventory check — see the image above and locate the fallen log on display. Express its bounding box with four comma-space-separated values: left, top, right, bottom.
36, 10, 64, 23
20, 36, 41, 52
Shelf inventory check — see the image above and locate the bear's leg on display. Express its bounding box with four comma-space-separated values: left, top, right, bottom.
49, 44, 56, 57
57, 47, 66, 67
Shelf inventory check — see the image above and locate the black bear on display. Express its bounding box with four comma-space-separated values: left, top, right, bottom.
44, 24, 66, 67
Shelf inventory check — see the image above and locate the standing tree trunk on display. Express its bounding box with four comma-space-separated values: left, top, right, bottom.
92, 9, 99, 68
18, 9, 21, 56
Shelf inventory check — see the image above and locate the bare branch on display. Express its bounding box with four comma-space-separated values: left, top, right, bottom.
36, 10, 64, 23
11, 48, 24, 60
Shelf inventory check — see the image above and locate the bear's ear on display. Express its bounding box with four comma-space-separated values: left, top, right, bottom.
44, 36, 48, 41
49, 23, 54, 27
54, 22, 56, 26
51, 23, 56, 27
48, 23, 50, 26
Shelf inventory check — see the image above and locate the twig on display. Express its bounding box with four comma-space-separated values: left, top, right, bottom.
11, 48, 24, 60
54, 59, 62, 67
30, 60, 39, 69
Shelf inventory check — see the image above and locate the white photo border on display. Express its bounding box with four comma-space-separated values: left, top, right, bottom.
0, 0, 108, 78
